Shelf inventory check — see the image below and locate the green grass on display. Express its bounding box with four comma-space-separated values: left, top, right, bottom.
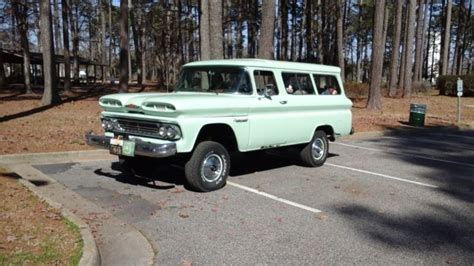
64, 218, 84, 266
0, 221, 83, 265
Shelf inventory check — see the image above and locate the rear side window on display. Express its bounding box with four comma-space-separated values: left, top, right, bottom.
254, 70, 279, 95
281, 73, 315, 95
313, 75, 341, 95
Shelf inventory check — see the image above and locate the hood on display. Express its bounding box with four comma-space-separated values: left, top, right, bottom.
99, 92, 250, 117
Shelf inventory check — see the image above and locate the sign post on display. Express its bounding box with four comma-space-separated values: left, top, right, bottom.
457, 78, 463, 123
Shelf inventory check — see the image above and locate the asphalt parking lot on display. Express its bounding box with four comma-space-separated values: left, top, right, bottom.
35, 128, 474, 265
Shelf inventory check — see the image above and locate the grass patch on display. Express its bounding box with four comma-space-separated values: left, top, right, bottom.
0, 176, 84, 266
64, 218, 84, 266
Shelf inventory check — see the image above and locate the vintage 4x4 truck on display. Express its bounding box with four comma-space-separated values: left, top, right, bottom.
86, 59, 353, 192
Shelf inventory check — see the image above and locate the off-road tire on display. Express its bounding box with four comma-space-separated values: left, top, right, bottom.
300, 130, 329, 167
185, 141, 230, 192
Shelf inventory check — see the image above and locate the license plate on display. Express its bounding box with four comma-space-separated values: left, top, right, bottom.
109, 138, 135, 157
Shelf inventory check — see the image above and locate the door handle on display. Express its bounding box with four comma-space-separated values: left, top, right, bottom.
280, 100, 288, 104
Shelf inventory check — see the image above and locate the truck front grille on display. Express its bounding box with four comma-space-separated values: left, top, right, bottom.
115, 118, 160, 137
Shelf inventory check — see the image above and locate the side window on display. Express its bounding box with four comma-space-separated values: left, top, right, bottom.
281, 73, 315, 95
254, 70, 279, 95
313, 75, 341, 95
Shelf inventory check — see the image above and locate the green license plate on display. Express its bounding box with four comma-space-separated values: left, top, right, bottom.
110, 139, 135, 157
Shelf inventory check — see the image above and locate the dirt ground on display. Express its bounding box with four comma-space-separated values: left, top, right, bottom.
0, 169, 82, 265
0, 86, 473, 155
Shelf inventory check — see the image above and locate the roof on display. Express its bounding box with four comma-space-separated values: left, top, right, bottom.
0, 49, 107, 66
184, 59, 341, 73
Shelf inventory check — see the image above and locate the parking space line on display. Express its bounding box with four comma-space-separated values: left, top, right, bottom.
326, 163, 438, 188
333, 142, 474, 168
227, 181, 322, 213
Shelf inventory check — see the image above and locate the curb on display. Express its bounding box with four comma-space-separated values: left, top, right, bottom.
0, 153, 156, 266
17, 177, 100, 266
0, 149, 114, 165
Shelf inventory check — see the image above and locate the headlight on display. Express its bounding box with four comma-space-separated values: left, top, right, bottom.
158, 126, 167, 138
101, 118, 120, 132
157, 124, 181, 140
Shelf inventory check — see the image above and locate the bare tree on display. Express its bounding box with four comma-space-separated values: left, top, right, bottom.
99, 0, 107, 82
40, 0, 61, 106
389, 0, 404, 97
440, 0, 452, 75
0, 55, 6, 88
200, 0, 210, 60
209, 0, 223, 59
413, 0, 425, 83
62, 0, 71, 92
119, 0, 129, 92
367, 0, 386, 110
13, 0, 32, 93
258, 0, 276, 59
336, 0, 345, 80
402, 0, 417, 97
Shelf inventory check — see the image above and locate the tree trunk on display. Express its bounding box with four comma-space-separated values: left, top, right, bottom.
367, 0, 386, 110
40, 0, 61, 106
281, 0, 288, 60
336, 0, 345, 81
209, 0, 223, 59
100, 0, 107, 82
70, 1, 79, 83
454, 0, 466, 75
440, 0, 452, 75
258, 0, 276, 59
53, 0, 62, 53
0, 55, 6, 88
108, 0, 113, 77
13, 1, 32, 93
305, 0, 312, 61
423, 0, 433, 79
62, 0, 71, 92
402, 0, 417, 97
119, 0, 129, 92
413, 0, 425, 83
389, 0, 404, 97
130, 6, 143, 86
398, 10, 408, 94
381, 7, 389, 81
200, 0, 211, 60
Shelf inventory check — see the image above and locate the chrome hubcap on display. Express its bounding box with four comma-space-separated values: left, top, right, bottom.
201, 154, 224, 182
311, 138, 325, 160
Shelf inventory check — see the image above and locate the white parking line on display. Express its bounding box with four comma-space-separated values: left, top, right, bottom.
334, 142, 474, 168
326, 163, 438, 188
227, 181, 322, 213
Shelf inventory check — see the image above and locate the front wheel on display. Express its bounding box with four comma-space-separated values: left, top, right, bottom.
300, 130, 329, 167
185, 141, 230, 192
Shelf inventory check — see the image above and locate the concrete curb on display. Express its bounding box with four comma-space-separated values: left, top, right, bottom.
0, 149, 114, 166
17, 176, 100, 266
0, 153, 156, 266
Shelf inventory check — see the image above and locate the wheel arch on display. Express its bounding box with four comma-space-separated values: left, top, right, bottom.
315, 125, 335, 141
194, 123, 239, 152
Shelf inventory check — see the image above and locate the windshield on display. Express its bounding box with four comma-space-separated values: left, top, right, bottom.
175, 67, 252, 94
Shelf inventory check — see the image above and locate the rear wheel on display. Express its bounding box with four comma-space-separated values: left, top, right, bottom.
300, 130, 329, 167
185, 141, 230, 192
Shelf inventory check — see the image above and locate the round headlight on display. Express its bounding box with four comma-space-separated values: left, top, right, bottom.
102, 120, 114, 131
158, 126, 167, 137
166, 127, 177, 139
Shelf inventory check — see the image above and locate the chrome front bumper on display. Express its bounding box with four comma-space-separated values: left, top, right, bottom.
85, 133, 177, 158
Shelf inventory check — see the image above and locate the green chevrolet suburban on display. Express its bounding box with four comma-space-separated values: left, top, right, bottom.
86, 59, 353, 192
